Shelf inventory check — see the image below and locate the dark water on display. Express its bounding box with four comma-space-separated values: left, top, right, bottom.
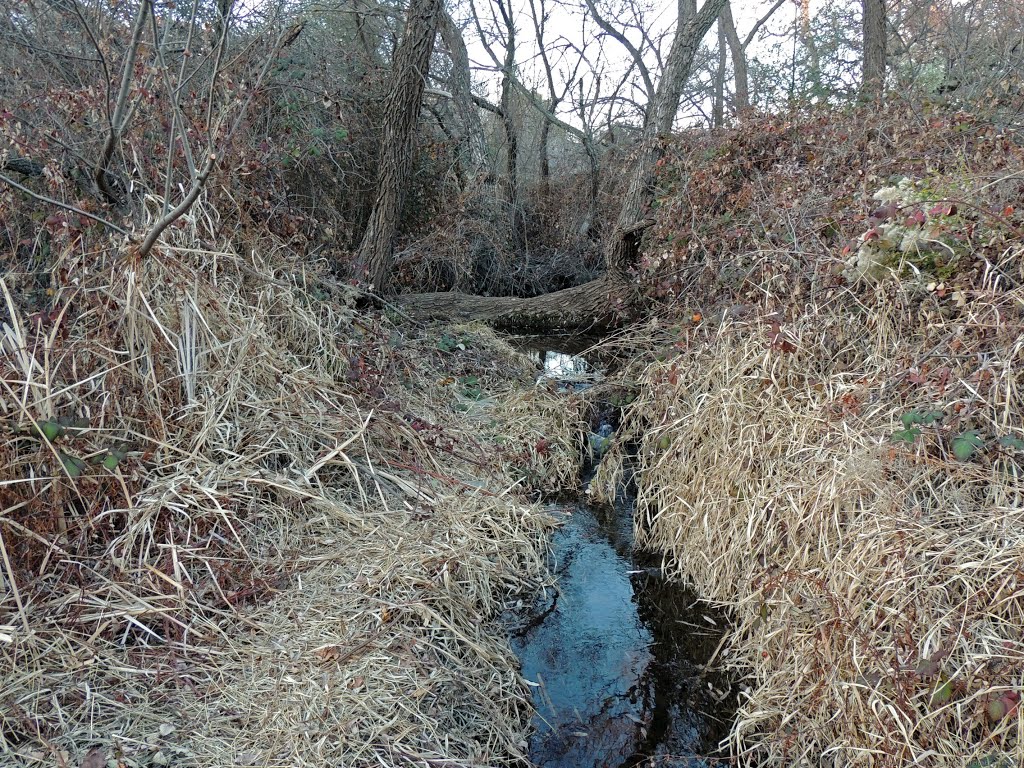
509, 484, 735, 768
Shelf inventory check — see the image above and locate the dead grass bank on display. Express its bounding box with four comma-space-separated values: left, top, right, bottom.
594, 269, 1024, 765
0, 231, 584, 766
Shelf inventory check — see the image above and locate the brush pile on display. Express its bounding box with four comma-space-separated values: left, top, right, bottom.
0, 219, 584, 766
594, 106, 1024, 766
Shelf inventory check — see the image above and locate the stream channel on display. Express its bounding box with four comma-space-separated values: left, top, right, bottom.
506, 343, 736, 768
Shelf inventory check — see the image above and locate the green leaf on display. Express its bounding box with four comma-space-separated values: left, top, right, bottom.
952, 430, 984, 461
436, 334, 457, 353
930, 677, 954, 706
900, 409, 944, 429
60, 451, 87, 478
37, 420, 64, 442
101, 447, 128, 471
998, 435, 1024, 451
890, 427, 922, 444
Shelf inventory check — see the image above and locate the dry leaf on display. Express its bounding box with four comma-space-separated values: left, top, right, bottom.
315, 645, 342, 661
80, 747, 105, 768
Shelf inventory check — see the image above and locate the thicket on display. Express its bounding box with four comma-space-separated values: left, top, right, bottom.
592, 103, 1024, 765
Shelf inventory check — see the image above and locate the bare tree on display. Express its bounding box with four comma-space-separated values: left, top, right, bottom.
713, 14, 727, 126
437, 9, 489, 184
469, 0, 523, 239
402, 0, 728, 329
0, 0, 295, 257
719, 0, 787, 117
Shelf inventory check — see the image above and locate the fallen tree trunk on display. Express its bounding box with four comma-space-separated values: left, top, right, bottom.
400, 273, 638, 332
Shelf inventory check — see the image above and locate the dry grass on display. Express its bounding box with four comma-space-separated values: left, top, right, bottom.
0, 221, 578, 766
594, 263, 1024, 766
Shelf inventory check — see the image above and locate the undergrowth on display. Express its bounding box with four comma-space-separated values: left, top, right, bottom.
594, 104, 1024, 766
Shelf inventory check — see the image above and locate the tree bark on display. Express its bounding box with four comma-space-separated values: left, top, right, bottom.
606, 0, 726, 274
720, 2, 748, 116
497, 5, 522, 245
861, 0, 887, 98
439, 10, 488, 183
401, 273, 637, 331
713, 16, 727, 127
353, 0, 442, 291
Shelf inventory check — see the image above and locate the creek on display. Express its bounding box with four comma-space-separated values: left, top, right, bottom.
506, 348, 736, 768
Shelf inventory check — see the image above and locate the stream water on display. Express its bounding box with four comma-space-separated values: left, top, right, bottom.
507, 349, 736, 768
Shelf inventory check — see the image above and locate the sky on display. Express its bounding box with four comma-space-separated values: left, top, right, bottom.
459, 0, 813, 128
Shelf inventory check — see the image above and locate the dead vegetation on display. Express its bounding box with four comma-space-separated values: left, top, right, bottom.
592, 106, 1024, 766
0, 213, 586, 766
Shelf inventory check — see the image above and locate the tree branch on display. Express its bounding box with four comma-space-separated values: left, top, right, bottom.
137, 154, 215, 257
743, 0, 787, 49
0, 172, 130, 237
96, 0, 151, 205
583, 0, 656, 104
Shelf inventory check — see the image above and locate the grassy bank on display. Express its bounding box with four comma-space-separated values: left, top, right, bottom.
0, 236, 585, 766
593, 106, 1024, 766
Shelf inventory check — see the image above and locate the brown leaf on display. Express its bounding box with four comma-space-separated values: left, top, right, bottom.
80, 747, 105, 768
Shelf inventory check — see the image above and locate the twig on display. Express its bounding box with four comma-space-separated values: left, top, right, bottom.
137, 153, 216, 257
96, 0, 151, 205
0, 171, 130, 236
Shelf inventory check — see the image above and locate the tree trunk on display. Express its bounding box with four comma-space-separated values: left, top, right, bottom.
539, 106, 552, 198
579, 137, 600, 239
720, 2, 749, 116
861, 0, 887, 98
439, 10, 488, 183
352, 0, 442, 291
713, 16, 727, 127
606, 0, 727, 273
499, 31, 523, 246
401, 274, 637, 331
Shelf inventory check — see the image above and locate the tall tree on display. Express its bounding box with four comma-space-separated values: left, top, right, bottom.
403, 0, 728, 329
438, 9, 488, 183
713, 14, 727, 127
469, 0, 522, 240
606, 0, 726, 273
353, 0, 443, 290
862, 0, 887, 97
720, 0, 787, 118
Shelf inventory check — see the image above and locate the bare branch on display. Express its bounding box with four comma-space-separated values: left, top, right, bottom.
96, 0, 151, 205
137, 154, 215, 257
583, 0, 656, 105
743, 0, 788, 49
0, 172, 130, 237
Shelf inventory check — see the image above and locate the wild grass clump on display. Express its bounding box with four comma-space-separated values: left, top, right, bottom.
596, 275, 1024, 766
0, 222, 569, 766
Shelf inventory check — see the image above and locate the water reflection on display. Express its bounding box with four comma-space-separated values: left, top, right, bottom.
510, 485, 734, 768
